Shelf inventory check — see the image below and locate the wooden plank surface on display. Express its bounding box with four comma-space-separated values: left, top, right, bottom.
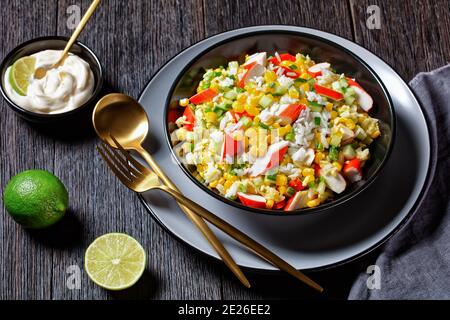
0, 0, 448, 300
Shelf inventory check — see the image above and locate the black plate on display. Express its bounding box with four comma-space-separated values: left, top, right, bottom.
164, 30, 395, 216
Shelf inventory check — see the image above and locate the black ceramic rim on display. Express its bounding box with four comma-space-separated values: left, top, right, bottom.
0, 36, 104, 120
137, 25, 436, 272
162, 29, 396, 216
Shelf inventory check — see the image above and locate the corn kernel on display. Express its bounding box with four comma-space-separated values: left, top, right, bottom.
370, 130, 381, 139
209, 180, 219, 188
245, 104, 260, 116
266, 199, 274, 209
237, 93, 247, 103
232, 101, 245, 113
330, 111, 338, 119
210, 83, 219, 91
314, 152, 325, 164
218, 178, 226, 185
205, 112, 217, 123
253, 116, 260, 124
332, 161, 342, 171
299, 97, 308, 105
273, 122, 280, 129
302, 175, 315, 186
264, 70, 277, 82
278, 185, 287, 195
249, 95, 260, 107
288, 87, 299, 99
325, 103, 333, 112
307, 198, 321, 208
276, 174, 288, 186
179, 98, 190, 107
224, 180, 233, 190
315, 132, 322, 142
302, 168, 315, 177
301, 83, 310, 92
339, 118, 355, 130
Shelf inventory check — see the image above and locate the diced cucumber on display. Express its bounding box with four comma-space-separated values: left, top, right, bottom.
342, 144, 356, 159
224, 90, 237, 100
355, 125, 367, 140
285, 130, 295, 142
239, 116, 252, 128
329, 146, 339, 161
339, 78, 349, 88
332, 81, 341, 92
308, 101, 323, 112
286, 187, 296, 197
238, 183, 247, 193
294, 78, 307, 83
259, 95, 273, 108
253, 177, 263, 187
363, 136, 373, 145
265, 174, 277, 183
273, 85, 288, 96
330, 134, 342, 147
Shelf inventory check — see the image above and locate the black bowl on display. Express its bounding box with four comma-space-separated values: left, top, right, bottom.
165, 30, 395, 215
0, 36, 103, 123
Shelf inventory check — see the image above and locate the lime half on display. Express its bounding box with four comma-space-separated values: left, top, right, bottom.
9, 56, 36, 96
85, 233, 146, 290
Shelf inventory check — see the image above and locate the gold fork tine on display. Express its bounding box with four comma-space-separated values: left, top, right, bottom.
100, 142, 143, 181
97, 145, 135, 188
109, 135, 152, 176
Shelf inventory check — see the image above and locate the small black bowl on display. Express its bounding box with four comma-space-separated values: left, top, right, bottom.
0, 36, 103, 123
165, 30, 395, 216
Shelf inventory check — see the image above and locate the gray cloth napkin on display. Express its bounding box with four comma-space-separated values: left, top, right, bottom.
348, 65, 449, 299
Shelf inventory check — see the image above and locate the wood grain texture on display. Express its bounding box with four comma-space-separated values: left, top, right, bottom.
349, 0, 450, 81
0, 0, 57, 300
203, 0, 354, 39
0, 0, 448, 300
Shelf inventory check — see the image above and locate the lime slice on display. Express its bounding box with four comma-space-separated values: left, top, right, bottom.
85, 233, 146, 290
9, 56, 36, 96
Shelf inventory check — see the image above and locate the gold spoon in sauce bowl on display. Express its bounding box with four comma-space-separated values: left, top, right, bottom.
34, 0, 101, 80
92, 93, 251, 289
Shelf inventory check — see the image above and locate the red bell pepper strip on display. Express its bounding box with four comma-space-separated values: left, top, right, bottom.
269, 53, 296, 65
314, 84, 343, 101
288, 178, 305, 191
189, 88, 217, 105
274, 199, 286, 210
168, 109, 183, 124
182, 107, 196, 131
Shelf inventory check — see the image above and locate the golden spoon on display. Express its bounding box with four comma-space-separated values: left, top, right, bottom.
92, 93, 251, 288
34, 0, 101, 79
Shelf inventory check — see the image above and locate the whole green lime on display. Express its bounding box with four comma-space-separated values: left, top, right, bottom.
3, 170, 68, 228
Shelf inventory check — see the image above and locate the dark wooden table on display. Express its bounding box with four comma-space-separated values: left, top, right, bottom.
1, 0, 449, 300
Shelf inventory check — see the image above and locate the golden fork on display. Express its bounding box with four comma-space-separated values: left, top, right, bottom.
97, 137, 323, 293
